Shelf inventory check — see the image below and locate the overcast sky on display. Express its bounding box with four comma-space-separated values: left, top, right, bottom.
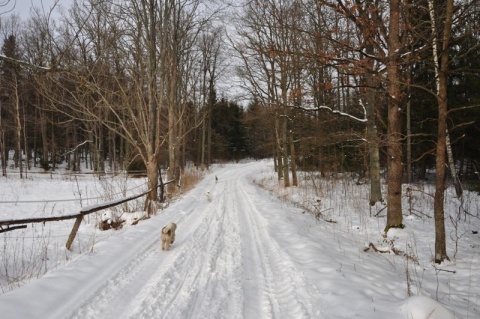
1, 0, 70, 19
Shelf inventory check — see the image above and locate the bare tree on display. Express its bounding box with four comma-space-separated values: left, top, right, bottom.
34, 0, 214, 213
234, 0, 307, 187
314, 0, 385, 205
22, 5, 59, 170
429, 0, 454, 264
1, 19, 23, 176
198, 25, 223, 170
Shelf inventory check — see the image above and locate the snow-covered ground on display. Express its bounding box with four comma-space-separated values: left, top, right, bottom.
0, 160, 478, 318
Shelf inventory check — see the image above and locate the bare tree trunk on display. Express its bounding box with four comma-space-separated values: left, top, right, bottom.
22, 104, 30, 173
200, 109, 207, 170
280, 59, 290, 187
87, 128, 94, 171
446, 130, 462, 197
275, 115, 283, 181
272, 138, 278, 173
51, 118, 56, 171
289, 129, 298, 186
367, 112, 382, 204
14, 75, 23, 178
98, 124, 105, 174
66, 126, 72, 170
405, 64, 413, 184
434, 122, 448, 263
282, 114, 290, 187
73, 124, 79, 171
108, 127, 114, 172
385, 0, 403, 231
0, 100, 6, 176
200, 59, 207, 170
145, 0, 160, 212
145, 155, 159, 215
207, 106, 212, 169
0, 132, 5, 176
429, 0, 454, 263
167, 80, 179, 193
40, 110, 49, 169
365, 62, 382, 205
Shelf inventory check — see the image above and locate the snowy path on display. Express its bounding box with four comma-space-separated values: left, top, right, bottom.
1, 161, 465, 318
0, 162, 325, 318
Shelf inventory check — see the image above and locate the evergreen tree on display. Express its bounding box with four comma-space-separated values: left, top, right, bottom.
211, 99, 251, 162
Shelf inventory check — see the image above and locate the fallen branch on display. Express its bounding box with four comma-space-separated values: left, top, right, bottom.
364, 242, 419, 265
364, 242, 391, 253
433, 266, 456, 274
374, 205, 387, 217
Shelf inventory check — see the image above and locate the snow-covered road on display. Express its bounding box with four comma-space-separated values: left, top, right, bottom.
0, 162, 324, 318
0, 161, 459, 318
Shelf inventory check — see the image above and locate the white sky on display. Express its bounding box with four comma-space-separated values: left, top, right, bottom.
1, 0, 70, 19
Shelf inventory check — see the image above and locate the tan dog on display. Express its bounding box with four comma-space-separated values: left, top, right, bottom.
161, 222, 177, 251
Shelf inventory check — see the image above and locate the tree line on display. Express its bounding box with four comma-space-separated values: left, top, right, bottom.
233, 0, 480, 264
0, 0, 479, 263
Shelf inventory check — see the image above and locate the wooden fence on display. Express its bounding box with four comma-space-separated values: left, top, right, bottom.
0, 181, 173, 250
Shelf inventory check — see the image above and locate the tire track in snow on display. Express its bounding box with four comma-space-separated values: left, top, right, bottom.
233, 176, 321, 319
65, 205, 196, 319
69, 239, 160, 319
50, 162, 321, 318
54, 192, 201, 318
120, 179, 244, 319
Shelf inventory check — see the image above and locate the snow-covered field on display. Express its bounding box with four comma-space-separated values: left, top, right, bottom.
0, 160, 479, 318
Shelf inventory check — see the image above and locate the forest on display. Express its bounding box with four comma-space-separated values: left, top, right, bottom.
0, 0, 479, 264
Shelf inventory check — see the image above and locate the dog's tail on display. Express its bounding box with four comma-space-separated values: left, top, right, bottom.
162, 227, 172, 236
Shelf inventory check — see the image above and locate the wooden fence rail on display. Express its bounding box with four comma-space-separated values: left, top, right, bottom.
0, 225, 27, 234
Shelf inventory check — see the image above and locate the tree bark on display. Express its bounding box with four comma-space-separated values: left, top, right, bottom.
289, 129, 298, 186
200, 62, 208, 170
275, 115, 283, 181
385, 0, 404, 231
0, 101, 6, 176
14, 75, 23, 178
446, 130, 462, 198
282, 114, 290, 188
146, 0, 159, 204
429, 0, 454, 263
364, 46, 382, 205
145, 156, 159, 215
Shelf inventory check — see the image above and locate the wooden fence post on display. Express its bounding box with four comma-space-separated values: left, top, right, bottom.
65, 215, 83, 250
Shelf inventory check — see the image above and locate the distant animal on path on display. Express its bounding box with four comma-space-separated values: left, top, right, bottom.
161, 222, 177, 251
206, 191, 212, 202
